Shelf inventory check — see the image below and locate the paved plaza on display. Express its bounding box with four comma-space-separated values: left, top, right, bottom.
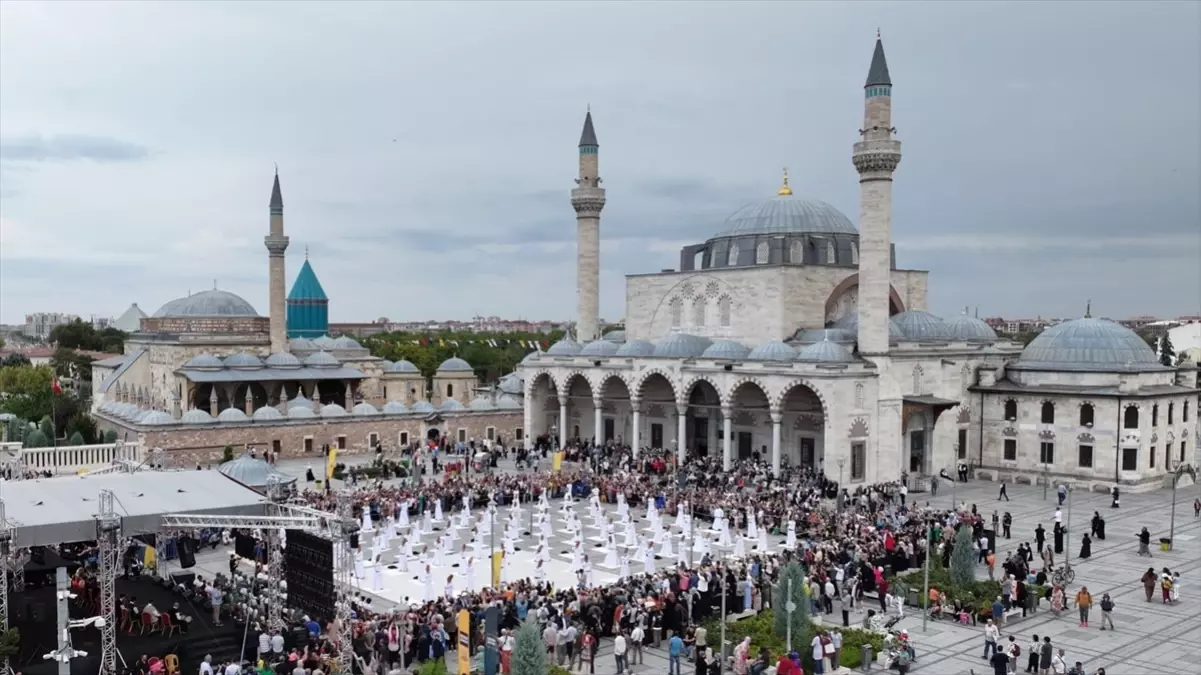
184, 454, 1201, 674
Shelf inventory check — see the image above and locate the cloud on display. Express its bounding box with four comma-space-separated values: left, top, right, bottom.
897, 233, 1201, 253
0, 134, 150, 163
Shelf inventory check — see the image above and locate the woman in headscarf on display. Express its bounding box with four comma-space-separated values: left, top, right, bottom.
1079, 532, 1092, 559
733, 636, 751, 675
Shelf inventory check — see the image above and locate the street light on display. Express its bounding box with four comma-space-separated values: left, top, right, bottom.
1168, 462, 1197, 551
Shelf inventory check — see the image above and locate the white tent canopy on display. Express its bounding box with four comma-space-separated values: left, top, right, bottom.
0, 470, 268, 548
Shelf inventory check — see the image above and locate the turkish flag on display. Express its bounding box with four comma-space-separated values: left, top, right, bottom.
51, 378, 63, 395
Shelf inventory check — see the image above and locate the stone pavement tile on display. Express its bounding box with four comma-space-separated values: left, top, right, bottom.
910, 653, 982, 674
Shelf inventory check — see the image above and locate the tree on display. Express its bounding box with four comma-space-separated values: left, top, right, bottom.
773, 561, 812, 654
67, 430, 85, 446
51, 347, 94, 383
1160, 333, 1176, 367
510, 618, 547, 675
48, 319, 126, 353
24, 429, 48, 448
103, 429, 118, 443
362, 329, 566, 382
0, 364, 54, 420
0, 626, 21, 660
39, 415, 54, 438
66, 413, 98, 445
949, 524, 977, 587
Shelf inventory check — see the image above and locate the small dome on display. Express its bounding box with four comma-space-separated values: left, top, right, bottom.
115, 404, 141, 419
603, 330, 627, 343
521, 351, 540, 364
219, 453, 296, 489
796, 339, 854, 363
320, 403, 348, 417
701, 339, 751, 360
385, 359, 420, 373
891, 311, 953, 342
180, 409, 215, 424
795, 328, 855, 344
944, 314, 999, 342
217, 408, 250, 423
252, 406, 285, 421
287, 394, 313, 410
498, 372, 524, 395
747, 340, 797, 361
579, 339, 620, 357
139, 410, 176, 425
382, 401, 409, 414
183, 353, 224, 370
288, 406, 316, 419
546, 338, 583, 356
439, 398, 465, 411
615, 339, 656, 357
653, 333, 712, 358
496, 394, 522, 409
289, 338, 316, 351
265, 352, 303, 369
410, 400, 436, 414
312, 335, 337, 349
224, 352, 264, 369
715, 195, 857, 238
332, 336, 362, 350
469, 396, 495, 411
1016, 317, 1163, 372
351, 402, 380, 416
304, 351, 340, 368
437, 357, 473, 372
834, 313, 904, 340
153, 289, 259, 318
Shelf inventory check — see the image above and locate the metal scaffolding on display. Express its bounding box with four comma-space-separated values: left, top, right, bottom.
332, 492, 358, 674
1, 493, 12, 675
95, 489, 121, 675
264, 476, 287, 633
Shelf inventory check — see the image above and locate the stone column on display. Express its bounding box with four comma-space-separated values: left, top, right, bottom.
721, 405, 733, 471
676, 403, 688, 463
558, 395, 568, 450
770, 409, 783, 477
631, 398, 642, 459
208, 387, 219, 417
244, 387, 254, 415
593, 396, 603, 444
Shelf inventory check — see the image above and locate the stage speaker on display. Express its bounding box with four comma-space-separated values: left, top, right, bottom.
30, 546, 46, 565
235, 531, 257, 559
178, 538, 197, 569
349, 533, 359, 549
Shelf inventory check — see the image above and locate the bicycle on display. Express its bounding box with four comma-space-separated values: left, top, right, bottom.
1051, 562, 1075, 586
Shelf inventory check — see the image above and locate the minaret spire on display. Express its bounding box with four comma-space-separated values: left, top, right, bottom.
572, 110, 606, 343
1085, 299, 1092, 318
265, 168, 290, 352
852, 33, 902, 355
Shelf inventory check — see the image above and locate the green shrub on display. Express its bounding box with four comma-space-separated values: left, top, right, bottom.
222, 445, 235, 463
413, 660, 447, 675
773, 562, 812, 655
949, 524, 977, 587
701, 609, 883, 672
68, 431, 85, 446
511, 618, 546, 675
103, 429, 118, 443
24, 429, 48, 448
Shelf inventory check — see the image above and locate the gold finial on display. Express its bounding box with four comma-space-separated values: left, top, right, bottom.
777, 167, 793, 196
305, 245, 309, 260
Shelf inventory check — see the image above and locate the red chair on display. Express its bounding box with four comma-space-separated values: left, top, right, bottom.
141, 611, 157, 635
161, 614, 180, 637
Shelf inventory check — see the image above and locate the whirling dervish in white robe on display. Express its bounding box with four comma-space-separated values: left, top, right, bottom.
658, 530, 675, 558
758, 527, 769, 552
362, 510, 373, 533
422, 564, 434, 602
624, 521, 637, 548
718, 523, 733, 548
746, 510, 758, 540
786, 520, 798, 550
372, 563, 384, 590
674, 502, 685, 529
398, 500, 411, 528
643, 545, 655, 573
434, 499, 444, 522
616, 493, 628, 518
422, 509, 432, 533
571, 541, 584, 571
603, 535, 619, 568
355, 552, 366, 581
733, 532, 746, 558
618, 555, 630, 580
465, 554, 475, 589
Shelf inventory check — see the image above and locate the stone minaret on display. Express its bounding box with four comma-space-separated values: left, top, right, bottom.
265, 169, 290, 353
571, 111, 605, 343
852, 34, 902, 355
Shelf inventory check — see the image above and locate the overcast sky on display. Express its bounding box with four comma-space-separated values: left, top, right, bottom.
2, 1, 1199, 326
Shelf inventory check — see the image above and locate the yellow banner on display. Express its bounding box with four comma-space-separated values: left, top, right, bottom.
457, 609, 471, 674
491, 551, 503, 588
326, 447, 338, 482
144, 545, 157, 570
552, 452, 562, 472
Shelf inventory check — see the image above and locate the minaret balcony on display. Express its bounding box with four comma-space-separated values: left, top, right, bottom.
852, 139, 902, 175
264, 235, 290, 256
571, 186, 607, 216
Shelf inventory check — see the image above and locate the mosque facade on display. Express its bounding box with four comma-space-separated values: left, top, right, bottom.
518, 37, 1200, 492
89, 175, 523, 464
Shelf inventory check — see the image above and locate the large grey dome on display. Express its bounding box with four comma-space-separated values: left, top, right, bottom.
1015, 318, 1164, 372
944, 313, 998, 342
219, 453, 297, 489
153, 289, 259, 318
716, 195, 857, 238
890, 311, 953, 341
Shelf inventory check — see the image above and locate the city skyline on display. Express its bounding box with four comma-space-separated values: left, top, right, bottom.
1, 1, 1199, 324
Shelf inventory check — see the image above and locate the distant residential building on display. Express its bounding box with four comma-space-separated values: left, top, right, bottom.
23, 312, 79, 339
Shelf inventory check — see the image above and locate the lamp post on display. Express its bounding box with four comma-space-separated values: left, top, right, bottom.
1042, 455, 1050, 500
1169, 463, 1197, 551
921, 519, 932, 633
1065, 484, 1072, 564
785, 577, 795, 652
720, 562, 728, 668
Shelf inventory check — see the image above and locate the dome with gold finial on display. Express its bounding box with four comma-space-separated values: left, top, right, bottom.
713, 174, 856, 238
777, 168, 793, 196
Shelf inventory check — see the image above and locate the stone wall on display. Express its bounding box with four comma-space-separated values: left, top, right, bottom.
140, 317, 270, 335
95, 410, 523, 467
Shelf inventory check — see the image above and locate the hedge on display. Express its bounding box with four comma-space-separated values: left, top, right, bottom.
702, 610, 884, 671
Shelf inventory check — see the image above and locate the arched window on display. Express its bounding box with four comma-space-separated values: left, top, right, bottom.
854, 383, 865, 409
447, 383, 454, 398
692, 298, 706, 327
1040, 401, 1055, 424
1168, 402, 1174, 424
1185, 400, 1191, 423
826, 240, 836, 263
790, 241, 803, 264
912, 365, 923, 393
851, 242, 859, 265
1124, 405, 1139, 430
718, 295, 732, 327
1079, 403, 1094, 427
1004, 399, 1017, 420
1152, 404, 1159, 426
669, 297, 683, 327
726, 243, 739, 267
755, 241, 769, 264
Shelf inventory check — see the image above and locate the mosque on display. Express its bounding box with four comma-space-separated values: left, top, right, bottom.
88, 174, 524, 464
518, 37, 1200, 491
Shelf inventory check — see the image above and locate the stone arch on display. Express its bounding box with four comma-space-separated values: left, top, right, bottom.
1003, 398, 1018, 420
822, 273, 907, 320
1078, 432, 1095, 443
848, 417, 869, 438
597, 372, 633, 401
681, 375, 725, 407
1079, 401, 1096, 426
772, 378, 831, 420
634, 368, 678, 403
1038, 429, 1055, 440
956, 406, 971, 425
558, 370, 594, 400
725, 376, 772, 410
524, 369, 558, 399
1123, 404, 1141, 430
